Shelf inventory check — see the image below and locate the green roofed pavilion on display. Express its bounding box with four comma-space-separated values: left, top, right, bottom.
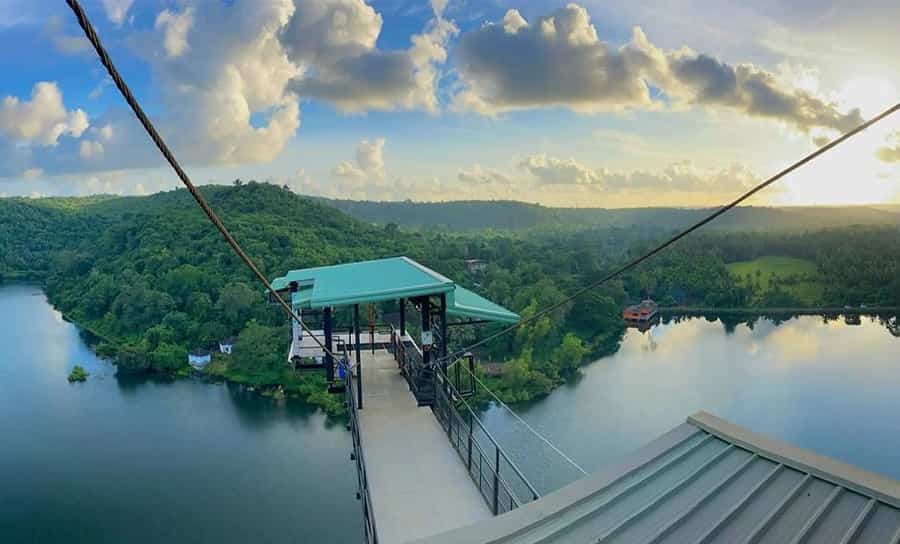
272, 256, 519, 324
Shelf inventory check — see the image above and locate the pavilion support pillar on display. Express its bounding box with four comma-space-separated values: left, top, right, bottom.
421, 297, 431, 369
441, 293, 449, 362
440, 293, 449, 395
354, 304, 362, 409
324, 306, 334, 382
399, 298, 406, 338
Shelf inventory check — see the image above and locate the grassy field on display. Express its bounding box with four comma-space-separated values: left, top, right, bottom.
727, 256, 823, 305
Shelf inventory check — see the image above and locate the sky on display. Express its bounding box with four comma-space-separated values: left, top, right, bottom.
0, 0, 899, 207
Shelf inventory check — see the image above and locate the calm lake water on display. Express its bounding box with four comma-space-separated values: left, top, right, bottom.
482, 313, 900, 495
3, 284, 899, 542
0, 285, 361, 543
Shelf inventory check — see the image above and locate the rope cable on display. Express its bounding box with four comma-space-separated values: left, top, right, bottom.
454, 362, 589, 475
65, 0, 339, 361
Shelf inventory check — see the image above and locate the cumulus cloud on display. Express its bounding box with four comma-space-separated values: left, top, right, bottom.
518, 153, 759, 193
877, 132, 900, 163
285, 0, 457, 113
454, 4, 862, 133
519, 154, 603, 185
0, 82, 88, 146
79, 140, 104, 159
458, 164, 513, 185
101, 0, 135, 26
333, 138, 386, 180
6, 1, 460, 179
143, 0, 300, 165
155, 7, 194, 58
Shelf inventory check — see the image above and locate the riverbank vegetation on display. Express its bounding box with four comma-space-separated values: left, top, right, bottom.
3, 183, 900, 409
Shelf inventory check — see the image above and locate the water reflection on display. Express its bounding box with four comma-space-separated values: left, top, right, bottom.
480, 313, 900, 496
0, 286, 360, 544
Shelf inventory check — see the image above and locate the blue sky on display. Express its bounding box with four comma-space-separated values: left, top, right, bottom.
1, 0, 899, 206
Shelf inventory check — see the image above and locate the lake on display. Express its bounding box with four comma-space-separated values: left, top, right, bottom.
0, 285, 361, 543
481, 313, 900, 495
3, 285, 899, 542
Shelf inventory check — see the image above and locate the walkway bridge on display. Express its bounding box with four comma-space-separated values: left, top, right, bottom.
272, 258, 900, 544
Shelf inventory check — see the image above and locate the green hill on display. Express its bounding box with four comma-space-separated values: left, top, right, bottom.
320, 197, 900, 233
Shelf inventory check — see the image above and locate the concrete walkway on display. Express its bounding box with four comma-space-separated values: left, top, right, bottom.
357, 349, 490, 544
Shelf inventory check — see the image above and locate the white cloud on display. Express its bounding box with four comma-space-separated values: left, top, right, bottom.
877, 132, 900, 163
519, 153, 760, 193
285, 0, 457, 113
79, 140, 104, 159
22, 168, 43, 180
333, 137, 386, 181
332, 161, 366, 180
4, 1, 458, 179
458, 164, 513, 185
0, 82, 89, 146
453, 4, 862, 133
101, 0, 135, 26
155, 7, 194, 58
519, 154, 603, 185
145, 0, 300, 165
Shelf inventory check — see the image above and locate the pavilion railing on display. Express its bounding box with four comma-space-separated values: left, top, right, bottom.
389, 326, 434, 405
432, 366, 540, 515
343, 346, 378, 544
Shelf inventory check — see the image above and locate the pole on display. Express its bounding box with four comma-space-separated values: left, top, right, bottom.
368, 304, 375, 355
354, 304, 362, 409
399, 298, 406, 337
440, 292, 448, 358
421, 297, 431, 369
324, 306, 334, 382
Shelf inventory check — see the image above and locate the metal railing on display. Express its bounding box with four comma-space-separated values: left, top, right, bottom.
432, 367, 540, 516
343, 347, 378, 544
388, 325, 539, 515
389, 326, 433, 404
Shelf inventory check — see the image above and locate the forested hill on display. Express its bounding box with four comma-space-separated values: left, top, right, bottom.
320, 197, 900, 232
3, 183, 899, 411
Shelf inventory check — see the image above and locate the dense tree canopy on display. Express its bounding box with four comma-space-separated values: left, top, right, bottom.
2, 183, 899, 409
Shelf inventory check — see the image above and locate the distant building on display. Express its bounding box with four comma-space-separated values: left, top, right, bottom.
188, 349, 212, 368
219, 338, 236, 355
464, 258, 487, 274
623, 299, 659, 322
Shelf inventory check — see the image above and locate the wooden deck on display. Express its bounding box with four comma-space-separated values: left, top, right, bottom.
356, 349, 490, 543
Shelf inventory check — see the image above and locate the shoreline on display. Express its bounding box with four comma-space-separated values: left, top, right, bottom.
661, 306, 900, 315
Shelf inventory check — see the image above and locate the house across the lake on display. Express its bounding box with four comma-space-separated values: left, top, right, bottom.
218, 338, 235, 355
188, 349, 211, 368
623, 298, 659, 322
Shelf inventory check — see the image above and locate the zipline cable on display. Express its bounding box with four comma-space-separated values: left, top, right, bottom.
448, 363, 589, 475
438, 101, 900, 364
65, 0, 339, 361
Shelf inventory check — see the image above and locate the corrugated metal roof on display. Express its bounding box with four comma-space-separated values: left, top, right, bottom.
416, 412, 900, 544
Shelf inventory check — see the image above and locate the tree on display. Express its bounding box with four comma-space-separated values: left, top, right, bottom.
230, 321, 286, 385
551, 333, 588, 377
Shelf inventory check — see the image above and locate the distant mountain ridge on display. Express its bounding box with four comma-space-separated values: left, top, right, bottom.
317, 197, 900, 232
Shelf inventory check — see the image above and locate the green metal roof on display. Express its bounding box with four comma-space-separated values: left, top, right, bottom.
448, 286, 519, 323
272, 256, 519, 324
